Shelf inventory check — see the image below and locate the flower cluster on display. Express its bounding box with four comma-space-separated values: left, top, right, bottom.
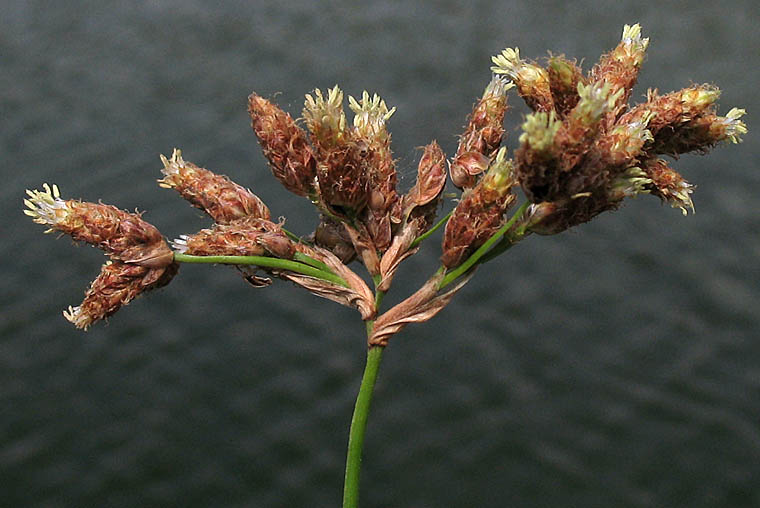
492, 24, 746, 234
25, 23, 745, 336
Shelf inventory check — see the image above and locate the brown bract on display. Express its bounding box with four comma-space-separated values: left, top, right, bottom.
369, 271, 474, 347
287, 244, 375, 320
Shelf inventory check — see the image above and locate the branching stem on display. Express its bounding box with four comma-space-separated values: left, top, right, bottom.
439, 201, 530, 289
173, 253, 348, 287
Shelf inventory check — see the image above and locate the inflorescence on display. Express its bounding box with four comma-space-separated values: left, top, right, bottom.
25, 24, 745, 337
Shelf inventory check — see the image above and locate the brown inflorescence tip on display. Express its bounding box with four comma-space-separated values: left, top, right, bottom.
159, 149, 270, 224
249, 93, 318, 197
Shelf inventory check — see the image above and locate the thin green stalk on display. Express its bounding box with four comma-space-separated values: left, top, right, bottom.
477, 221, 531, 265
293, 251, 335, 274
409, 210, 453, 249
343, 345, 384, 508
439, 201, 530, 289
281, 227, 303, 243
344, 275, 386, 508
173, 253, 348, 287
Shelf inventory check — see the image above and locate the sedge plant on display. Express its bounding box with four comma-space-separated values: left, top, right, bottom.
24, 24, 746, 507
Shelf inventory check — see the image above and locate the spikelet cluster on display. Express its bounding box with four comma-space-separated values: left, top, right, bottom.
493, 23, 746, 233
24, 184, 177, 329
248, 85, 451, 275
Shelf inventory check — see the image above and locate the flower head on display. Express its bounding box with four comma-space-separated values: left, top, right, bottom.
442, 147, 516, 268
348, 91, 396, 142
303, 86, 348, 147
63, 260, 178, 330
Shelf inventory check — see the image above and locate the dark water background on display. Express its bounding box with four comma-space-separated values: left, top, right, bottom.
3, 1, 759, 506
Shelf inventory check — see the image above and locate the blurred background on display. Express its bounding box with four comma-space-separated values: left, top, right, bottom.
3, 1, 759, 506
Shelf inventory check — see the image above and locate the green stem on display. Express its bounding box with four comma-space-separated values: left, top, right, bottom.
438, 201, 530, 289
343, 345, 384, 508
173, 253, 348, 287
344, 274, 386, 508
281, 227, 303, 243
293, 251, 335, 274
409, 210, 453, 249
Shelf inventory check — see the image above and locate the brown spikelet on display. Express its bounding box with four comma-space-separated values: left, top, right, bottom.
589, 24, 648, 112
547, 55, 585, 118
349, 91, 400, 250
174, 217, 295, 259
24, 184, 174, 267
491, 48, 554, 112
450, 76, 512, 189
249, 93, 318, 197
159, 149, 270, 224
313, 216, 357, 264
64, 260, 178, 330
442, 149, 516, 268
641, 158, 694, 214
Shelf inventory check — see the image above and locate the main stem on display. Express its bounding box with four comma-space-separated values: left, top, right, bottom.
343, 345, 384, 508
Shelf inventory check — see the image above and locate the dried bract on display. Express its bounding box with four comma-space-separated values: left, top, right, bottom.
369, 271, 474, 347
